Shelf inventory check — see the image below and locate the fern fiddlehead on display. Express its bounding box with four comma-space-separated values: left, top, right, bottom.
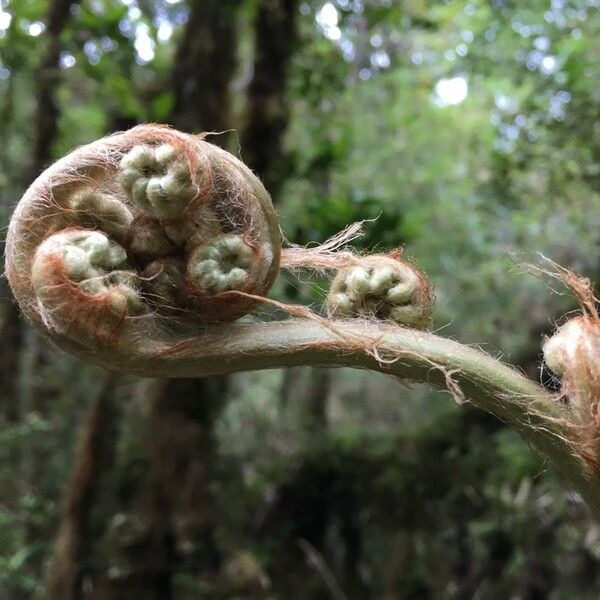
6, 125, 281, 359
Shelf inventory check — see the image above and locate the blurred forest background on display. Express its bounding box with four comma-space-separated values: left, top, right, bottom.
1, 0, 600, 598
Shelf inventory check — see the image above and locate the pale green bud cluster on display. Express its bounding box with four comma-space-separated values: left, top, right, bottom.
118, 144, 197, 218
326, 257, 431, 328
32, 230, 144, 315
188, 234, 253, 293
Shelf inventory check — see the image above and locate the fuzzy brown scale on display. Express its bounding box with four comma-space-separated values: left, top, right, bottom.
5, 124, 282, 356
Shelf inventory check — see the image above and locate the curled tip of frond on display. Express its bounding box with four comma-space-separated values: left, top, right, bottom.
5, 124, 281, 351
325, 253, 433, 329
279, 221, 433, 329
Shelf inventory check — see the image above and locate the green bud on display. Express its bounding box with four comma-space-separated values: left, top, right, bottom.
118, 144, 196, 218
189, 234, 253, 293
326, 256, 432, 329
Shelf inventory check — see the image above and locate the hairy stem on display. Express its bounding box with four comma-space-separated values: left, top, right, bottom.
64, 318, 600, 520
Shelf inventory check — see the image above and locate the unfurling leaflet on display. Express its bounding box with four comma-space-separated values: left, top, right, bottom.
326, 253, 432, 329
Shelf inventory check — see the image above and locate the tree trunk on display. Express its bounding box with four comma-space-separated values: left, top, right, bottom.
0, 294, 22, 423
1, 0, 73, 419
45, 378, 119, 600
242, 0, 299, 194
48, 1, 301, 594
3, 0, 77, 589
31, 0, 73, 179
146, 378, 229, 577
145, 0, 300, 591
169, 0, 239, 137
98, 3, 243, 595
